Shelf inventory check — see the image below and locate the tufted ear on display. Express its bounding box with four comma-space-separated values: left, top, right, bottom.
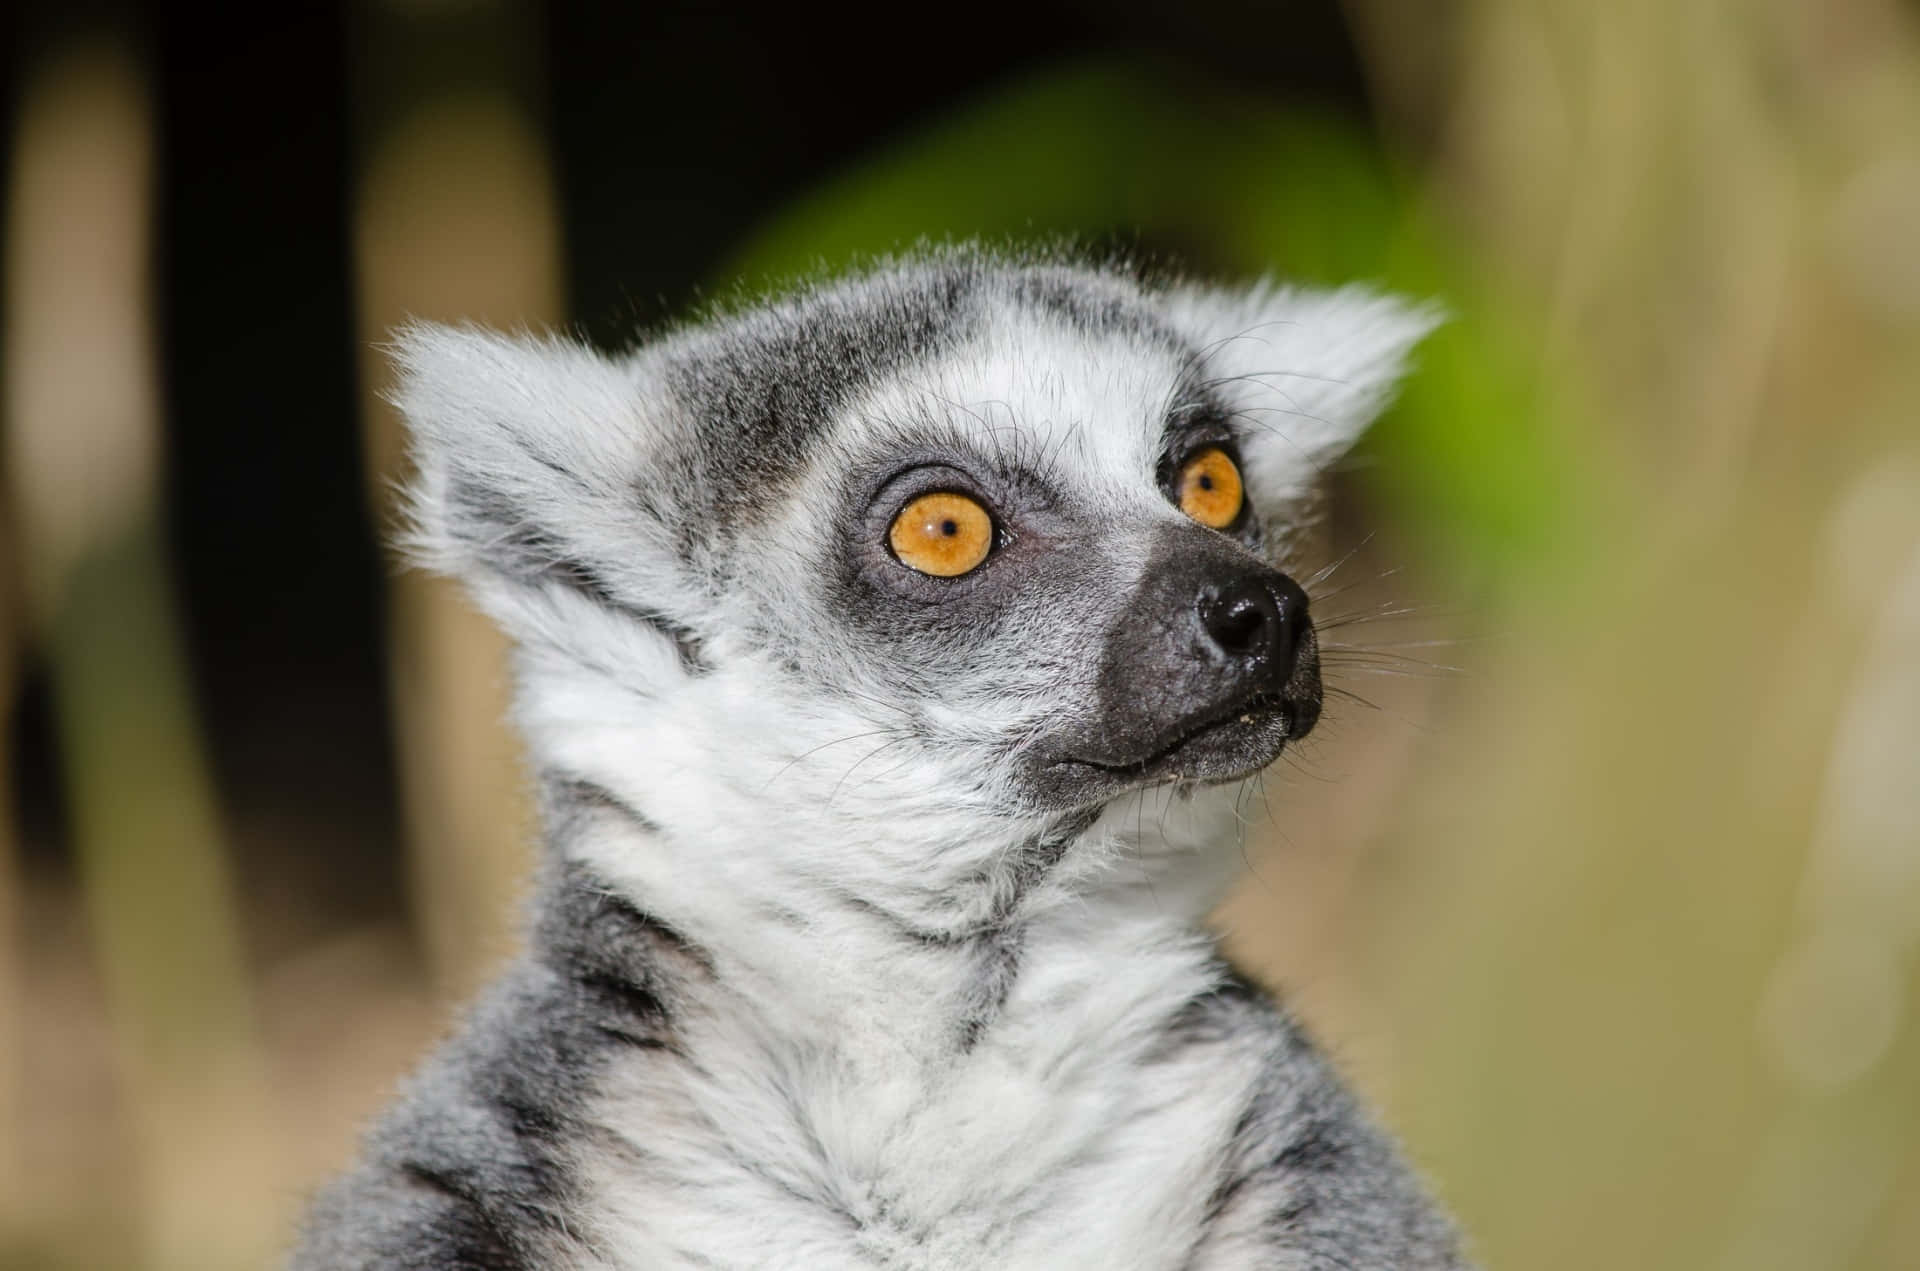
1162, 282, 1440, 505
390, 322, 709, 677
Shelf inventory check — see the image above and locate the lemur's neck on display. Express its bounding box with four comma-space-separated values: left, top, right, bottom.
513, 657, 1245, 1064
533, 771, 1239, 1070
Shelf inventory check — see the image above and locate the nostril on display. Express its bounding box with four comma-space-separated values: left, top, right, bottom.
1209, 598, 1269, 655
1200, 584, 1282, 659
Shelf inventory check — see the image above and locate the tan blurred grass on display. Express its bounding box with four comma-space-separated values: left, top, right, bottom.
2, 42, 278, 1271
350, 0, 557, 1003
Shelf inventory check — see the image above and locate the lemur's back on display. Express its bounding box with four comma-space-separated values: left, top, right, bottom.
291, 250, 1472, 1269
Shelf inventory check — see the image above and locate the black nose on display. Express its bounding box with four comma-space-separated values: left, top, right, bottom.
1198, 574, 1308, 669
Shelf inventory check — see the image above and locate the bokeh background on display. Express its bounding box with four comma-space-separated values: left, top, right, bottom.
4, 1, 1918, 1267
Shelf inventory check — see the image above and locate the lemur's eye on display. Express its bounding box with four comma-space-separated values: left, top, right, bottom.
888, 491, 994, 577
1175, 447, 1244, 529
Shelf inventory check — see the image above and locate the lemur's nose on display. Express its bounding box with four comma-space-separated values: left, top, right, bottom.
1198, 574, 1308, 669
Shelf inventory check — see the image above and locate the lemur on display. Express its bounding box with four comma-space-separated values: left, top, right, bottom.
291, 248, 1472, 1269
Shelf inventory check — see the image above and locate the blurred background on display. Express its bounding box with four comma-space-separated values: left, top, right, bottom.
3, 1, 1917, 1267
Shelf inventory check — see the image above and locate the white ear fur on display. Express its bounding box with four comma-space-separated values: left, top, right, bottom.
389, 322, 706, 674
1163, 283, 1440, 501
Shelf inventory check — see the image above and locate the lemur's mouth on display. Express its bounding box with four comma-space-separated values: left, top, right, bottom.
1051, 692, 1299, 791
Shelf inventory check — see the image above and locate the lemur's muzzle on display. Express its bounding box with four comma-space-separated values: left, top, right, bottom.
1030, 526, 1321, 807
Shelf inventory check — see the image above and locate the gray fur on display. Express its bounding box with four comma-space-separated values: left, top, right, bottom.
291, 248, 1470, 1269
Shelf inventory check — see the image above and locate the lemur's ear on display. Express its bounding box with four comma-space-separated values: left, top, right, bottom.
1162, 282, 1440, 503
391, 322, 708, 678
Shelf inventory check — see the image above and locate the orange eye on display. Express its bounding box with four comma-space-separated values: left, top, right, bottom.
1176, 447, 1244, 529
888, 491, 994, 577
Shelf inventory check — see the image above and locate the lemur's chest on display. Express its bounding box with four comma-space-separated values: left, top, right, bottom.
565, 1019, 1261, 1271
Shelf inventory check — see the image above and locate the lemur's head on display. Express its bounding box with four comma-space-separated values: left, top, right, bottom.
399, 251, 1432, 906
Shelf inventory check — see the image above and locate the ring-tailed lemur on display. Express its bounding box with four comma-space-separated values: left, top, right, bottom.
291, 248, 1472, 1269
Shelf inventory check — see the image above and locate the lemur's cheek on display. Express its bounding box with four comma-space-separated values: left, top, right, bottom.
888, 492, 994, 577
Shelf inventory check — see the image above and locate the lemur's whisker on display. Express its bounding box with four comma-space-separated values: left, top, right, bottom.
762, 729, 907, 792
1253, 770, 1278, 828
1323, 637, 1471, 650
1306, 572, 1403, 611
839, 749, 927, 798
1303, 532, 1379, 589
1315, 603, 1447, 631
834, 686, 918, 721
826, 738, 908, 807
1322, 683, 1384, 712
1320, 648, 1467, 676
1319, 682, 1439, 735
1199, 364, 1356, 390
1328, 665, 1452, 680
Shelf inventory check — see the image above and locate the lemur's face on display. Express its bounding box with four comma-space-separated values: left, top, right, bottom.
397, 255, 1432, 829
787, 319, 1325, 813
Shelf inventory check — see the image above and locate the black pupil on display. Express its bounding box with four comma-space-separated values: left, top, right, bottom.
1198, 473, 1214, 490
940, 518, 958, 536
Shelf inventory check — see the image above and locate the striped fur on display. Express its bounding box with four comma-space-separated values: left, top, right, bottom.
291, 249, 1469, 1269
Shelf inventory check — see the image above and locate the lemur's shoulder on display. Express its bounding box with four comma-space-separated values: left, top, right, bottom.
1168, 969, 1469, 1269
291, 859, 702, 1270
291, 963, 577, 1270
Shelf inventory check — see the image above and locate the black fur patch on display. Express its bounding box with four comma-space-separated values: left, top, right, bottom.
828, 887, 982, 947
542, 773, 668, 838
1009, 267, 1185, 347
954, 923, 1026, 1053
1270, 1117, 1348, 1176
664, 264, 984, 534
1159, 966, 1265, 1050
536, 855, 713, 985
